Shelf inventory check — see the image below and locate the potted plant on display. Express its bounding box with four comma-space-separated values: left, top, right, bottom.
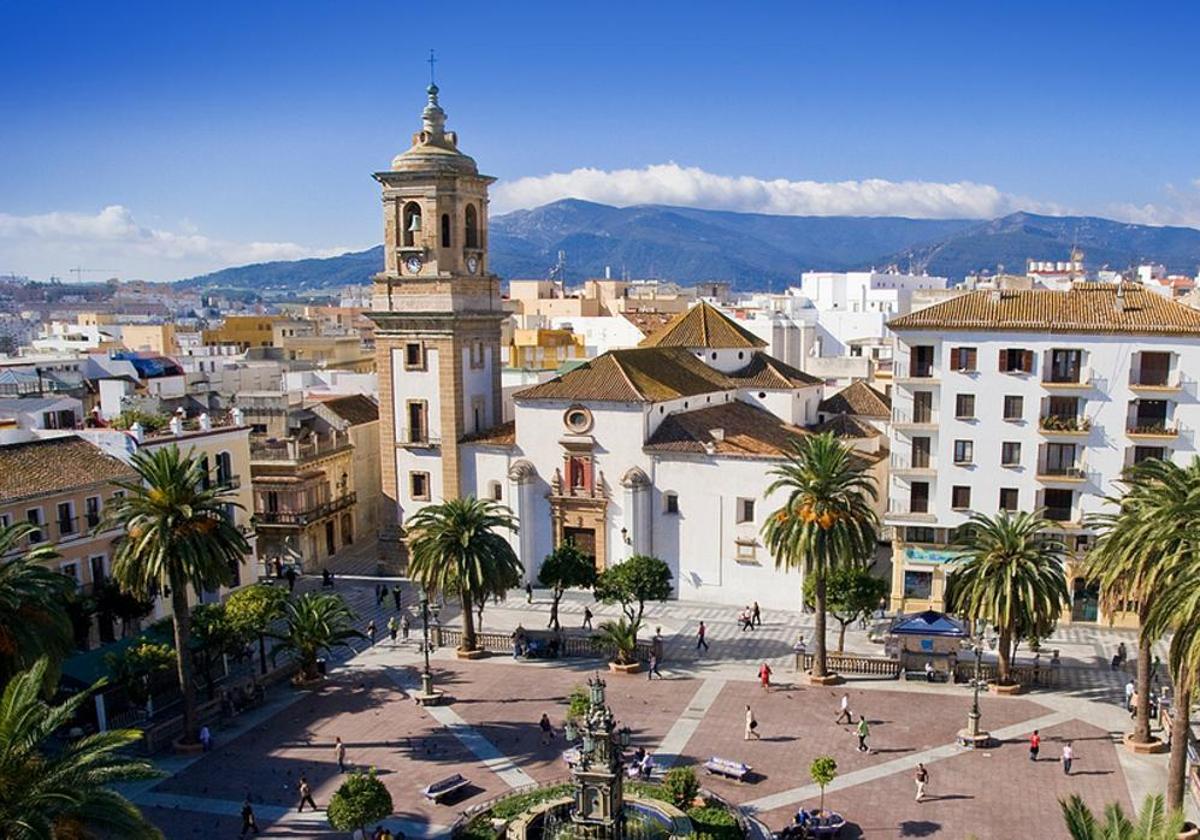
595, 618, 641, 674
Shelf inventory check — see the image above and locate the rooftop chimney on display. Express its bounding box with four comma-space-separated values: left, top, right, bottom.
710, 428, 725, 442
1115, 283, 1126, 313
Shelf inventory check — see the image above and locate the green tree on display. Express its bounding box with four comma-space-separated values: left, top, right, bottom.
405, 497, 522, 653
189, 603, 247, 700
809, 756, 838, 815
326, 769, 394, 833
593, 554, 672, 638
93, 578, 155, 640
803, 563, 887, 653
0, 658, 164, 839
104, 444, 250, 745
0, 521, 75, 689
761, 433, 878, 679
945, 510, 1070, 686
1088, 458, 1199, 748
1060, 793, 1184, 840
106, 640, 175, 709
270, 592, 362, 682
662, 767, 700, 809
595, 618, 639, 665
225, 583, 288, 675
538, 543, 598, 631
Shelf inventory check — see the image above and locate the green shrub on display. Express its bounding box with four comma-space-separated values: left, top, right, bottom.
566, 685, 590, 723
457, 784, 572, 840
662, 766, 700, 809
326, 770, 393, 831
688, 804, 741, 840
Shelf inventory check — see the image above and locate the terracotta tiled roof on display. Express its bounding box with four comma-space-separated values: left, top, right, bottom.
729, 354, 822, 389
810, 413, 882, 439
818, 381, 891, 418
0, 436, 136, 504
460, 420, 516, 447
514, 347, 734, 403
320, 394, 379, 426
887, 283, 1200, 335
622, 311, 676, 337
639, 302, 767, 349
645, 400, 807, 459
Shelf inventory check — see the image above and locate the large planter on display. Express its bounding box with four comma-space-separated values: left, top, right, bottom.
292, 673, 325, 689
609, 661, 642, 674
1178, 823, 1198, 840
807, 672, 843, 686
456, 648, 488, 660
988, 681, 1023, 696
171, 737, 204, 755
1122, 733, 1168, 755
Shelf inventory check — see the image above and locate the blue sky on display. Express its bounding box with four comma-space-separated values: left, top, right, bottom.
2, 1, 1198, 280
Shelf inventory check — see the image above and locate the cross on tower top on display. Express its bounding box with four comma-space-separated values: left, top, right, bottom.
427, 49, 437, 86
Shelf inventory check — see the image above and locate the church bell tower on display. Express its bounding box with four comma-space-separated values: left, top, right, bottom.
370, 80, 505, 563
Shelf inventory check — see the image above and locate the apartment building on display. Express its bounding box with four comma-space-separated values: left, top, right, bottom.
884, 283, 1200, 627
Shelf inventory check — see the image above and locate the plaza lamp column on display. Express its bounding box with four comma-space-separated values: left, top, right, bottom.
415, 592, 442, 705
958, 634, 991, 748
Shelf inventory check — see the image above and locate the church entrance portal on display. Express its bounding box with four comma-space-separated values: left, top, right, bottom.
563, 527, 597, 565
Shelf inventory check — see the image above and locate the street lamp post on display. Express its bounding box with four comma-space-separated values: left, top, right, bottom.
414, 592, 443, 706
957, 639, 991, 748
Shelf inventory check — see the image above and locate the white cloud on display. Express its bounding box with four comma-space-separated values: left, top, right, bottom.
492, 161, 1059, 219
0, 205, 351, 281
1106, 179, 1200, 229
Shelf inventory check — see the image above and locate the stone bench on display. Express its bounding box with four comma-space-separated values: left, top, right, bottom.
704, 756, 751, 781
423, 773, 470, 803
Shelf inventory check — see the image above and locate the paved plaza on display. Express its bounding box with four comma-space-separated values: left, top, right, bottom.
125, 575, 1190, 839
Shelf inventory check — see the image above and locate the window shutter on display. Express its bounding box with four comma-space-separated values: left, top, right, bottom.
1022, 350, 1034, 373
998, 349, 1007, 371
967, 348, 977, 371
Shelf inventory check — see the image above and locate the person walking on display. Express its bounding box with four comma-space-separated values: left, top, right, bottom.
856, 715, 870, 753
696, 621, 709, 652
739, 607, 753, 632
526, 583, 533, 604
401, 615, 411, 641
392, 584, 403, 612
744, 705, 760, 740
539, 712, 554, 745
1029, 729, 1040, 761
297, 776, 317, 812
1125, 679, 1135, 711
582, 606, 593, 630
388, 616, 399, 645
285, 565, 297, 593
367, 619, 377, 646
335, 736, 347, 773
1061, 742, 1074, 775
1129, 690, 1140, 720
273, 557, 283, 579
648, 652, 663, 679
835, 693, 852, 725
914, 763, 929, 802
199, 725, 212, 752
759, 662, 772, 691
752, 601, 762, 627
240, 798, 260, 837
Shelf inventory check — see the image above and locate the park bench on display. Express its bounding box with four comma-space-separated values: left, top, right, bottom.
704, 756, 752, 782
903, 668, 947, 683
423, 774, 470, 803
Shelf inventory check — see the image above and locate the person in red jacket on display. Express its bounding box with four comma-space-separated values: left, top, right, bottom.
759, 662, 772, 691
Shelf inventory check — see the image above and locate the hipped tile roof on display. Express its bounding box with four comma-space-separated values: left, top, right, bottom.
728, 354, 822, 389
320, 394, 379, 426
514, 347, 735, 403
0, 436, 136, 504
460, 420, 516, 447
818, 381, 892, 418
645, 401, 806, 458
639, 302, 767, 349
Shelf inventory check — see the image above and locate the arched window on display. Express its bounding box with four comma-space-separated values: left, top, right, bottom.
402, 202, 422, 247
440, 213, 451, 248
465, 204, 479, 249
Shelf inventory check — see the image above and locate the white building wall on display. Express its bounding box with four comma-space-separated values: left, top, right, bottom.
461, 345, 497, 435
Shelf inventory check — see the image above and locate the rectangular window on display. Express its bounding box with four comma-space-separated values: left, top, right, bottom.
906, 526, 936, 543
1044, 488, 1074, 522
736, 498, 755, 524
1003, 395, 1024, 421
999, 488, 1019, 511
665, 493, 679, 514
57, 501, 75, 536
60, 563, 79, 585
735, 540, 758, 562
910, 481, 930, 513
951, 346, 978, 372
911, 436, 931, 468
403, 342, 424, 371
953, 440, 973, 465
26, 508, 44, 544
85, 496, 101, 528
1000, 348, 1034, 374
1048, 349, 1084, 383
1002, 441, 1022, 466
952, 485, 972, 510
955, 393, 975, 419
1044, 443, 1078, 475
908, 346, 935, 378
912, 391, 934, 423
1133, 446, 1166, 465
410, 472, 431, 501
406, 401, 428, 443
903, 570, 934, 599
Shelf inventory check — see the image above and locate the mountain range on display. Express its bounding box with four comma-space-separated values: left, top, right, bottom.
179, 199, 1200, 292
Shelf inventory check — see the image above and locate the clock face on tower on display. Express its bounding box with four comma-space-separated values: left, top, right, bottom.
405, 255, 423, 274
466, 255, 479, 274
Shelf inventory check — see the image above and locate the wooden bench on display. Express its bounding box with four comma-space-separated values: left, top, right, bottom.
423, 774, 470, 803
704, 757, 751, 782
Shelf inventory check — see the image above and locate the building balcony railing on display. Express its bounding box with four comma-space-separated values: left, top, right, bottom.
889, 454, 936, 475
1043, 509, 1085, 529
1127, 423, 1179, 439
1038, 415, 1092, 435
1041, 369, 1092, 389
215, 474, 241, 491
253, 492, 357, 528
884, 500, 936, 523
1128, 371, 1182, 392
894, 372, 941, 386
396, 428, 441, 449
1035, 465, 1088, 483
251, 431, 351, 464
891, 410, 937, 429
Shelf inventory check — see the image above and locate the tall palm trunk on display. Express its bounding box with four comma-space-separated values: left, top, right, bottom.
1133, 634, 1153, 743
169, 583, 198, 744
459, 582, 477, 651
1166, 685, 1192, 812
813, 571, 829, 677
997, 625, 1013, 685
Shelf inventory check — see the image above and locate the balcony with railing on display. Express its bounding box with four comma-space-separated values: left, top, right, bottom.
885, 498, 936, 523
1042, 368, 1092, 390
889, 454, 936, 476
1035, 464, 1088, 483
1038, 414, 1092, 436
1129, 353, 1181, 392
250, 430, 351, 464
396, 427, 442, 449
891, 409, 938, 430
254, 492, 357, 528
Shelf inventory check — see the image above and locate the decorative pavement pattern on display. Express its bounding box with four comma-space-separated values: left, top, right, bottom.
123, 572, 1188, 839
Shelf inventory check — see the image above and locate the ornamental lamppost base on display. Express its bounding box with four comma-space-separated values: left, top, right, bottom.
414, 671, 445, 706
956, 710, 991, 748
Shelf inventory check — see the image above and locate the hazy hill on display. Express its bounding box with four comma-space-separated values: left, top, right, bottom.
177, 200, 1200, 292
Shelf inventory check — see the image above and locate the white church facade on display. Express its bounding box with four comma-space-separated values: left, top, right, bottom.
370, 85, 885, 610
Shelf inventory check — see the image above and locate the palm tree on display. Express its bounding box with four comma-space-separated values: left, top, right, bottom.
945, 510, 1070, 686
0, 657, 164, 839
761, 432, 878, 679
104, 445, 249, 746
1087, 458, 1200, 746
1060, 793, 1184, 839
0, 522, 75, 688
406, 496, 522, 654
270, 592, 362, 681
595, 618, 638, 665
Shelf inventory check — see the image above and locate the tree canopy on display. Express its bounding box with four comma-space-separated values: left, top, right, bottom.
593, 554, 672, 636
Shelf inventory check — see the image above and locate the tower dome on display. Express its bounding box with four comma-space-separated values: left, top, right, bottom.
390, 84, 479, 175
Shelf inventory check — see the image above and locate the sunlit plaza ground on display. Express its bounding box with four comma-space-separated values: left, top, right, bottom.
123, 574, 1185, 840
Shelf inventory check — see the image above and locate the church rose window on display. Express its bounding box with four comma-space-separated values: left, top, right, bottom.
563, 406, 593, 433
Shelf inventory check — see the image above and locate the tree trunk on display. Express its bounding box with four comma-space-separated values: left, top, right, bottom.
1133, 634, 1153, 744
549, 590, 561, 631
813, 572, 829, 677
169, 583, 199, 744
258, 632, 268, 676
837, 619, 848, 653
1166, 685, 1192, 812
460, 584, 477, 651
997, 625, 1013, 685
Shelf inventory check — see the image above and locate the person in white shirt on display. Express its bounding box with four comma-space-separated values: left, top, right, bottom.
835, 694, 852, 724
